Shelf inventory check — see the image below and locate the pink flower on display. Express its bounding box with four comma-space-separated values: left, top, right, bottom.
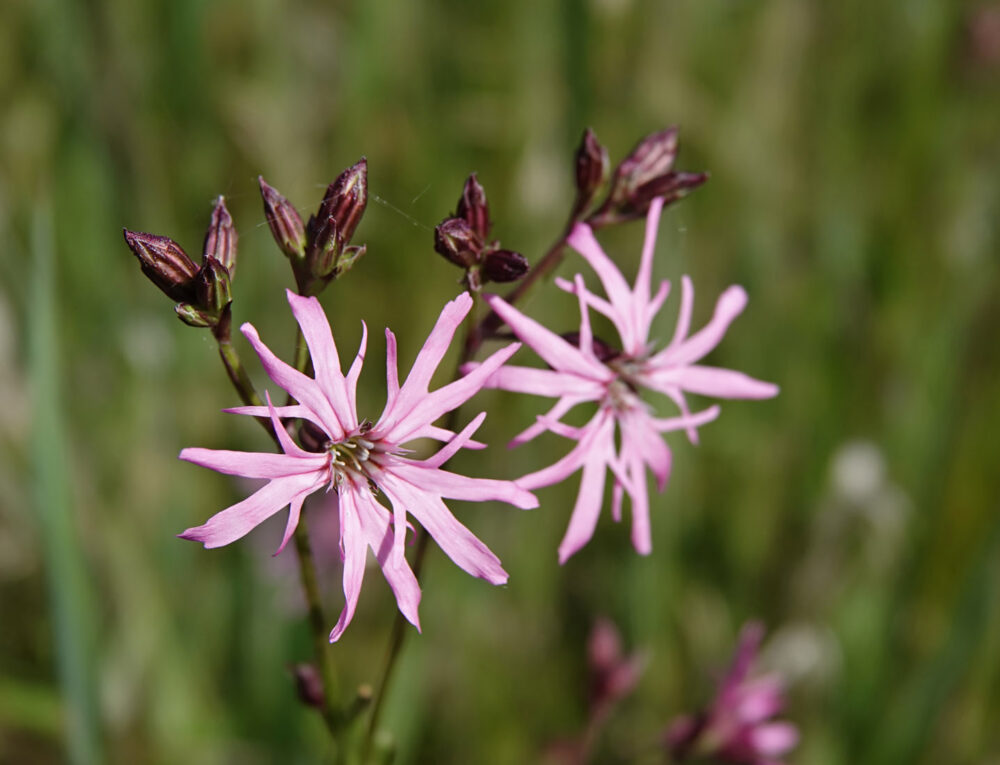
469, 197, 777, 562
665, 623, 798, 765
179, 290, 537, 641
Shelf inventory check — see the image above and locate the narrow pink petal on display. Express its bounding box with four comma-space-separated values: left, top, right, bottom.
179, 472, 322, 548
274, 493, 306, 555
389, 463, 538, 510
329, 487, 368, 642
574, 274, 596, 362
465, 363, 603, 399
416, 411, 486, 469
555, 276, 619, 329
384, 329, 400, 408
634, 196, 665, 308
649, 404, 721, 433
356, 490, 422, 632
516, 420, 595, 490
654, 366, 779, 400
380, 292, 472, 426
750, 723, 799, 756
510, 395, 591, 447
642, 279, 671, 342
623, 447, 653, 555
224, 403, 316, 424
179, 447, 326, 479
567, 224, 636, 348
241, 322, 345, 440
658, 285, 748, 366
558, 418, 616, 563
400, 423, 486, 450
286, 291, 359, 432
287, 290, 358, 433
621, 408, 672, 492
667, 275, 694, 350
265, 390, 314, 458
484, 294, 611, 381
345, 322, 368, 411
380, 474, 508, 584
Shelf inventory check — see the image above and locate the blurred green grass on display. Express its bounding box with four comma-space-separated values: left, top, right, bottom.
1, 0, 999, 762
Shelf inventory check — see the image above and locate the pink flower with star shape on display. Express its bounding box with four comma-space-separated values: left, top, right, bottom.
468, 197, 778, 562
179, 290, 537, 641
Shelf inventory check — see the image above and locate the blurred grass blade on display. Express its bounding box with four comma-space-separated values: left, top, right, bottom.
28, 200, 103, 764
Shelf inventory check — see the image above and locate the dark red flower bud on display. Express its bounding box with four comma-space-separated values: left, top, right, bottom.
123, 229, 199, 303
259, 177, 307, 260
202, 196, 238, 276
574, 128, 609, 212
456, 173, 491, 239
311, 158, 368, 252
434, 218, 481, 268
614, 128, 679, 199
481, 248, 529, 283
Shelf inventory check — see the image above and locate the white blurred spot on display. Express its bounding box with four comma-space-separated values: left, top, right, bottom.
830, 440, 885, 505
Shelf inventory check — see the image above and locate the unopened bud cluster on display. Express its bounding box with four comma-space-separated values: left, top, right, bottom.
571, 128, 708, 226
434, 174, 528, 291
123, 196, 237, 334
259, 158, 369, 296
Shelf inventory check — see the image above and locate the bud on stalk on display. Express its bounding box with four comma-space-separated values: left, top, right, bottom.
481, 249, 529, 283
434, 218, 481, 268
259, 177, 307, 260
202, 196, 238, 276
574, 128, 609, 215
456, 174, 491, 239
310, 158, 368, 255
123, 229, 199, 303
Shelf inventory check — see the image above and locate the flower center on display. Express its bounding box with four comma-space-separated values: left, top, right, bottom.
324, 429, 394, 490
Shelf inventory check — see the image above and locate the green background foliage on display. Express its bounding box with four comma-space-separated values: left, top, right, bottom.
1, 0, 998, 762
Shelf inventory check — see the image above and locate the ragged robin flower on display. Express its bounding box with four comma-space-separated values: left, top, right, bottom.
179, 290, 537, 640
466, 197, 778, 562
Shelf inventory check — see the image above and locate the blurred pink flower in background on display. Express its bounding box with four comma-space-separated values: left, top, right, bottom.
666, 622, 798, 765
470, 197, 778, 562
179, 290, 537, 641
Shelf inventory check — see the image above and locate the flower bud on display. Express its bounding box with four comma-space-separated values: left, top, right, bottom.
434, 218, 480, 268
574, 128, 609, 212
481, 248, 528, 283
202, 196, 238, 277
259, 176, 307, 260
196, 257, 232, 315
311, 158, 368, 253
123, 229, 199, 303
456, 173, 491, 239
614, 128, 679, 199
